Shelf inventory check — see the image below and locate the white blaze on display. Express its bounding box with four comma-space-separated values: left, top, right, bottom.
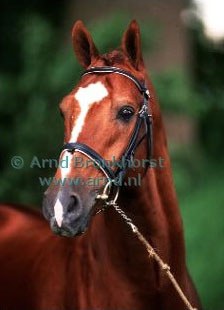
60, 150, 73, 179
71, 81, 108, 142
53, 81, 108, 226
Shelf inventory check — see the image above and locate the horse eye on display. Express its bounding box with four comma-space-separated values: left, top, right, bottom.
117, 106, 135, 122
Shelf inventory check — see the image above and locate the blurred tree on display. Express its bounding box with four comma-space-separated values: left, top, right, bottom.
0, 1, 76, 205
0, 0, 67, 73
191, 18, 224, 160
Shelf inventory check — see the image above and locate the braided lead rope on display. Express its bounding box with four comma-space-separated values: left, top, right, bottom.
109, 202, 197, 310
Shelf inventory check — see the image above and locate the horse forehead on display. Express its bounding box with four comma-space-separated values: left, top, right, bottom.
74, 81, 108, 106
69, 81, 108, 143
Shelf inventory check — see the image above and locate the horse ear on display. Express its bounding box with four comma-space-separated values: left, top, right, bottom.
122, 20, 144, 70
72, 20, 99, 68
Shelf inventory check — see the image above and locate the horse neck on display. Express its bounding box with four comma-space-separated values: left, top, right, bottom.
87, 92, 187, 283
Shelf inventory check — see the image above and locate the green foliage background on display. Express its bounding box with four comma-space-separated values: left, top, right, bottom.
0, 2, 224, 309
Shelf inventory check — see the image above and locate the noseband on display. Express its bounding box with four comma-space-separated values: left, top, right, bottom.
62, 66, 153, 198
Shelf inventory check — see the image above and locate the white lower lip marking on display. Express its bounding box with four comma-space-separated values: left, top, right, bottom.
54, 199, 63, 227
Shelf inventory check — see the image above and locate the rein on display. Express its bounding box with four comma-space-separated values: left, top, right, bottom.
62, 66, 197, 310
98, 186, 197, 310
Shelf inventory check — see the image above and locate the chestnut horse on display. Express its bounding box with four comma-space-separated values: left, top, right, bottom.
0, 20, 201, 310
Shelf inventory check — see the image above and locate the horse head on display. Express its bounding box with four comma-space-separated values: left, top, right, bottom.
43, 20, 153, 237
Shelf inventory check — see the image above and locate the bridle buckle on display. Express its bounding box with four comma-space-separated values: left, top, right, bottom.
96, 180, 120, 214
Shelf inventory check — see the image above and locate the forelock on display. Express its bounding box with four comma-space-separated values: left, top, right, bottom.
101, 50, 126, 66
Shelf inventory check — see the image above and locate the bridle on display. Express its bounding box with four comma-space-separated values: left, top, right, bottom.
62, 66, 153, 198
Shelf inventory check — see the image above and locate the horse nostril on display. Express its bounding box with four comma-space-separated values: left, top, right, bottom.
67, 194, 80, 213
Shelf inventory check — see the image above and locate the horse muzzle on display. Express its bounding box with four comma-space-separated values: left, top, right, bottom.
42, 186, 95, 237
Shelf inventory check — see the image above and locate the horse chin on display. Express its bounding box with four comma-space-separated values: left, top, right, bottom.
49, 212, 91, 238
